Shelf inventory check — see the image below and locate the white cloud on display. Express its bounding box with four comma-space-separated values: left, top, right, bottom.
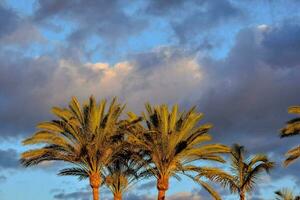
43, 50, 204, 112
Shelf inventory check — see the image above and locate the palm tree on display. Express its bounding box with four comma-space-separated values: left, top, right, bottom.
21, 96, 136, 200
127, 103, 230, 200
101, 150, 147, 200
275, 188, 300, 200
280, 106, 300, 166
196, 144, 275, 200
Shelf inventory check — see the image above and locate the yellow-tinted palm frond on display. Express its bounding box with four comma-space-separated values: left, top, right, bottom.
21, 95, 133, 177
195, 179, 222, 200
196, 167, 238, 194
280, 106, 300, 137
127, 103, 230, 199
280, 105, 300, 166
275, 188, 300, 200
58, 167, 89, 180
283, 146, 300, 167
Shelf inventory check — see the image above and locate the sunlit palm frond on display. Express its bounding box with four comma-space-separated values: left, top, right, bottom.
58, 167, 89, 180
280, 105, 300, 166
126, 103, 230, 199
195, 179, 222, 200
21, 96, 133, 200
275, 188, 300, 200
283, 146, 300, 167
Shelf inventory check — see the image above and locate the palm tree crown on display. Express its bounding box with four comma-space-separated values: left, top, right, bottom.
21, 96, 133, 200
275, 188, 300, 200
127, 103, 230, 200
101, 149, 148, 200
280, 106, 300, 166
197, 144, 275, 200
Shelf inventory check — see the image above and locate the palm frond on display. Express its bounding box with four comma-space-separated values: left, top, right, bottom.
58, 167, 89, 180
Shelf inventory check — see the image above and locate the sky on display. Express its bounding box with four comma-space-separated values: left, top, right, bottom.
0, 0, 300, 199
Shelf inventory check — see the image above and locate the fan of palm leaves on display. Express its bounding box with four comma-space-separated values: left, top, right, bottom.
126, 103, 230, 200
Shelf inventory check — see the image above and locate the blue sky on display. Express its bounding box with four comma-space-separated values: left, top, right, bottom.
0, 0, 300, 199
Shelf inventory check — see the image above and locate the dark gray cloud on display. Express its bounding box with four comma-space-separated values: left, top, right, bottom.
145, 0, 243, 44
124, 187, 217, 200
0, 46, 205, 138
29, 0, 246, 52
261, 21, 300, 68
53, 187, 114, 200
186, 22, 300, 191
196, 23, 300, 151
125, 193, 153, 200
0, 54, 58, 137
53, 191, 90, 200
33, 0, 147, 47
0, 3, 19, 39
0, 3, 43, 47
171, 0, 243, 44
0, 149, 19, 169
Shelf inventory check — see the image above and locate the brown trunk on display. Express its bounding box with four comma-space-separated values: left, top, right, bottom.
92, 187, 99, 200
157, 175, 169, 200
114, 192, 122, 200
239, 191, 246, 200
158, 189, 166, 200
90, 173, 101, 200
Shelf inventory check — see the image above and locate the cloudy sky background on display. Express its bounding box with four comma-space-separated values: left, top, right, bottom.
0, 0, 300, 199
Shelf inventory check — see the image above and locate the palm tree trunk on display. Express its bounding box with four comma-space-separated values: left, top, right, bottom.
158, 189, 167, 200
92, 187, 99, 200
157, 175, 169, 200
114, 192, 122, 200
90, 173, 101, 200
239, 191, 246, 200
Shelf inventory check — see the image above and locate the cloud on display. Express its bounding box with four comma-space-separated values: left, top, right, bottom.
124, 188, 211, 200
0, 21, 45, 47
145, 0, 243, 45
125, 193, 153, 200
0, 3, 19, 39
260, 21, 300, 68
195, 23, 300, 150
0, 3, 44, 47
53, 190, 90, 200
136, 180, 156, 191
168, 191, 203, 200
0, 149, 19, 169
171, 1, 243, 44
52, 187, 115, 200
33, 0, 147, 47
0, 20, 299, 191
0, 47, 203, 138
